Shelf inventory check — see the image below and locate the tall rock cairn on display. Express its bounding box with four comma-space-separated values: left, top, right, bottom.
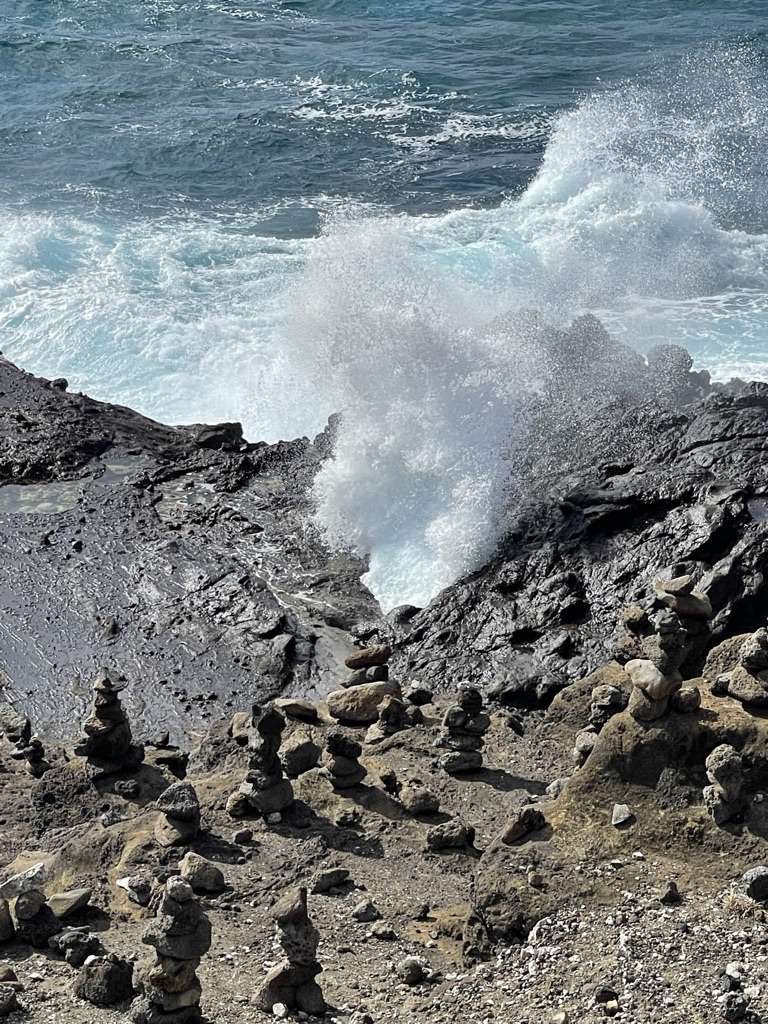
131, 877, 211, 1024
614, 575, 711, 722
255, 887, 325, 1015
74, 668, 144, 771
226, 704, 293, 820
436, 686, 490, 774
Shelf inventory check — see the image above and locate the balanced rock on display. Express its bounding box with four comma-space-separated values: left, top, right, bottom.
74, 668, 144, 772
154, 782, 201, 848
365, 695, 407, 744
345, 644, 392, 671
704, 744, 744, 826
9, 734, 49, 777
132, 877, 211, 1024
229, 704, 294, 819
254, 887, 325, 1016
436, 686, 490, 774
320, 730, 366, 789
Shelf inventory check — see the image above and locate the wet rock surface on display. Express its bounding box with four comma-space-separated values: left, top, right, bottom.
0, 357, 377, 741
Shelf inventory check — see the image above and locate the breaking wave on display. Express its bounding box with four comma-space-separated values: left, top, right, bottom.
3, 45, 768, 609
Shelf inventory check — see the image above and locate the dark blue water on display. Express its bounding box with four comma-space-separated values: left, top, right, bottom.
2, 1, 765, 224
3, 2, 768, 608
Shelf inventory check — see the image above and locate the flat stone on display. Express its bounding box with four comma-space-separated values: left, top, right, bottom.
344, 644, 392, 670
273, 699, 319, 723
47, 888, 91, 919
0, 861, 48, 899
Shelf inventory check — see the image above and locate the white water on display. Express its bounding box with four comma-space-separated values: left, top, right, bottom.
3, 47, 768, 609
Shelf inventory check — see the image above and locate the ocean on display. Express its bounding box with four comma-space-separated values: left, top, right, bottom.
2, 1, 768, 609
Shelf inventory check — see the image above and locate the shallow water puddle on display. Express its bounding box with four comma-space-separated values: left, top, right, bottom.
0, 456, 150, 515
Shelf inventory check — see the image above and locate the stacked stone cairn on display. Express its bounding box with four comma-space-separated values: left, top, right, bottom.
364, 694, 408, 744
713, 627, 768, 708
320, 729, 366, 788
617, 575, 711, 723
255, 886, 325, 1015
131, 877, 211, 1024
573, 683, 629, 765
226, 704, 294, 821
10, 733, 49, 777
436, 685, 490, 774
326, 643, 402, 725
74, 668, 144, 772
703, 744, 745, 826
154, 782, 201, 849
343, 643, 392, 686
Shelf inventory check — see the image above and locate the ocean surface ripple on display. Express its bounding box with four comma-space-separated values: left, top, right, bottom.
2, 2, 768, 607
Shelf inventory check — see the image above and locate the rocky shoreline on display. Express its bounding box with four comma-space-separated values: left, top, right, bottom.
3, 341, 768, 1022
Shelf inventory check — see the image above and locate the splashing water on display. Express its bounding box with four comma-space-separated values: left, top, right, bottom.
4, 45, 768, 609
289, 46, 768, 608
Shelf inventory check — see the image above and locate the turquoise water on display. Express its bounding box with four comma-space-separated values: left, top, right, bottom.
2, 2, 768, 606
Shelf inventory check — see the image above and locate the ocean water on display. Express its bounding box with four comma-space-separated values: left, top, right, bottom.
2, 1, 768, 608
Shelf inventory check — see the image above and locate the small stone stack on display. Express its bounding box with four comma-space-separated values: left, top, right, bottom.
436, 686, 490, 774
624, 578, 711, 722
74, 668, 144, 772
365, 695, 408, 744
714, 628, 768, 708
703, 744, 745, 826
255, 886, 325, 1015
343, 643, 392, 686
10, 734, 49, 777
131, 877, 211, 1024
154, 782, 201, 848
320, 729, 366, 788
326, 644, 401, 725
226, 704, 293, 820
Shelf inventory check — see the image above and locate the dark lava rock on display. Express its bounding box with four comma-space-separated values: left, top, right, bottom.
73, 954, 134, 1006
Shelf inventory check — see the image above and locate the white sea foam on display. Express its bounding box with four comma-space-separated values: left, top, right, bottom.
3, 46, 768, 609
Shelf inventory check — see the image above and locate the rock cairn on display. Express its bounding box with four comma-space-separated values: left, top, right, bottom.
326, 643, 401, 725
10, 734, 49, 777
255, 886, 325, 1016
703, 744, 745, 826
365, 695, 408, 744
154, 782, 201, 848
226, 704, 293, 820
714, 627, 768, 708
320, 729, 366, 789
617, 575, 711, 723
74, 668, 144, 772
436, 686, 490, 774
343, 643, 392, 686
132, 877, 211, 1024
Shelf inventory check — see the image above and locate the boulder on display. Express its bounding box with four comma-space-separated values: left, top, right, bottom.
326, 680, 401, 724
179, 852, 225, 895
74, 954, 134, 1006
